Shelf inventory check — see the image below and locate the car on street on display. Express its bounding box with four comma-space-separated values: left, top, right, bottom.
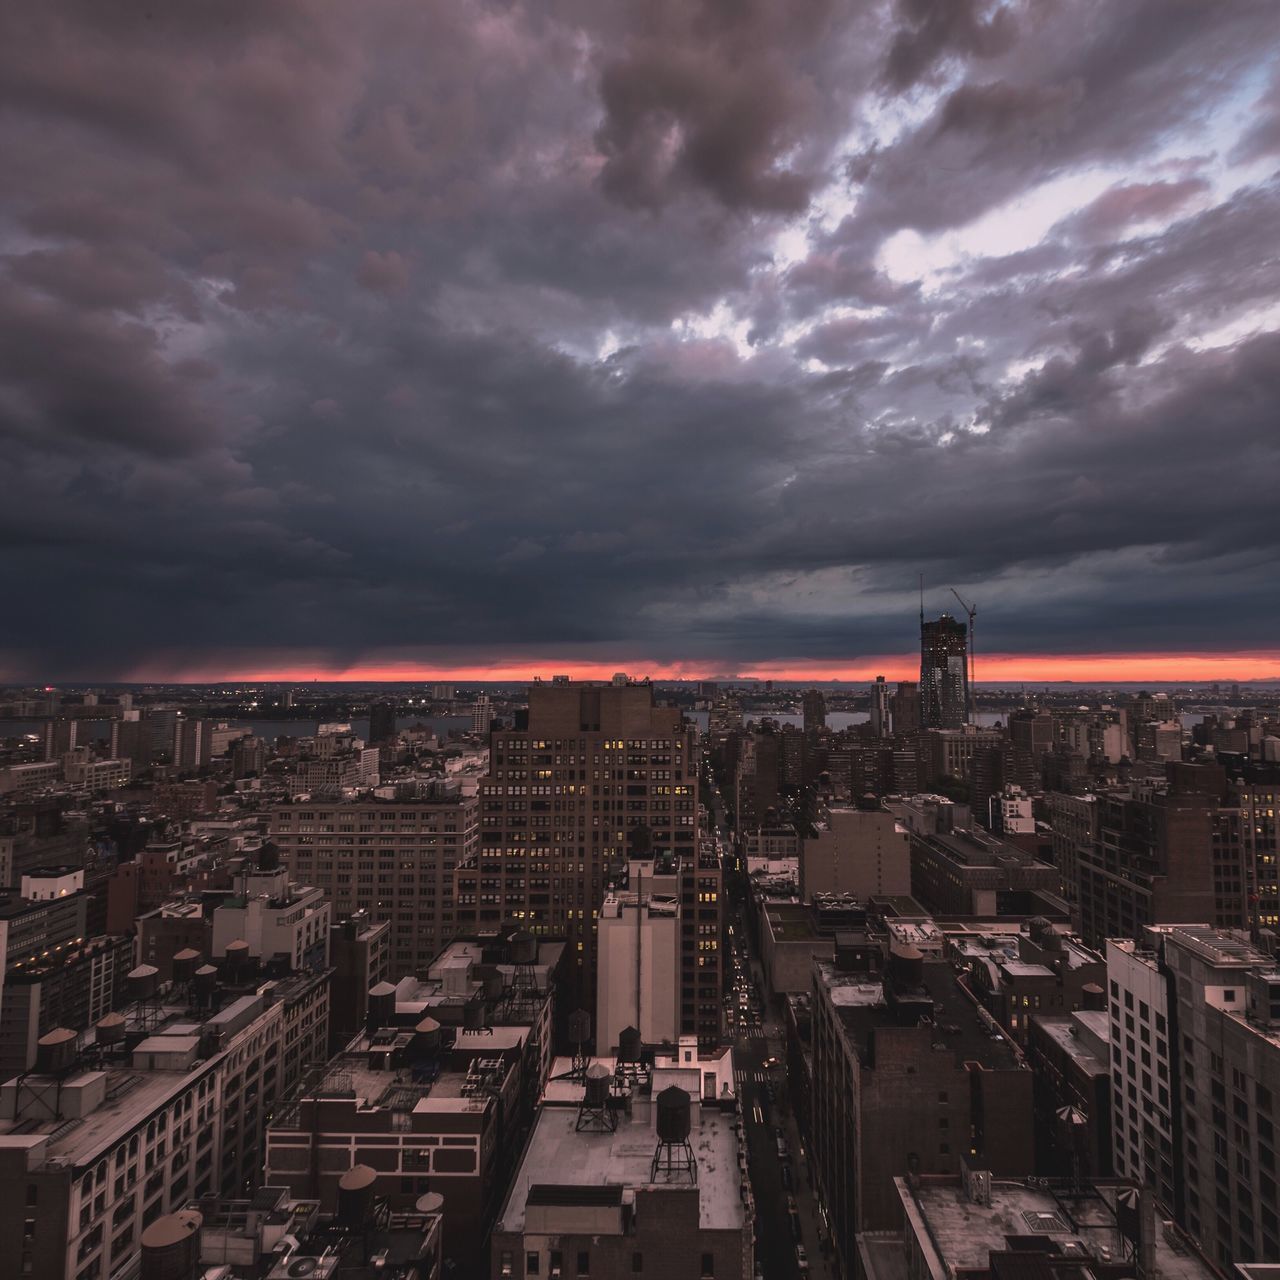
796, 1244, 809, 1273
780, 1163, 792, 1189
762, 1056, 780, 1069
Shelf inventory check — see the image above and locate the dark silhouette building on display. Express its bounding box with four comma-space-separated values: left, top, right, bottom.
368, 698, 397, 745
921, 613, 969, 729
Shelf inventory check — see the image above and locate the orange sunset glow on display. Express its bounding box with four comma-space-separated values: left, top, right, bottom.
116, 651, 1280, 685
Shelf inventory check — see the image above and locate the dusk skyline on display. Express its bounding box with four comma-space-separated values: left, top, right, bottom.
3, 1, 1279, 683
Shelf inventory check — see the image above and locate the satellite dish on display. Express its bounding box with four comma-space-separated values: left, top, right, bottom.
416, 1191, 445, 1214
288, 1261, 318, 1277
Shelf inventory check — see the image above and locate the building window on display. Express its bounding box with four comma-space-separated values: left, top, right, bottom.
578, 1251, 590, 1275
701, 1254, 715, 1277
632, 1253, 643, 1272
527, 1253, 540, 1276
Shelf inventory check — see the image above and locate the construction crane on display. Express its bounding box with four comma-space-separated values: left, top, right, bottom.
950, 588, 977, 723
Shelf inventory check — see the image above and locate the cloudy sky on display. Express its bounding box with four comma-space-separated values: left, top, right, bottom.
2, 0, 1279, 684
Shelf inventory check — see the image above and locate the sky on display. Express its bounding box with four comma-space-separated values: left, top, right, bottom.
2, 0, 1279, 685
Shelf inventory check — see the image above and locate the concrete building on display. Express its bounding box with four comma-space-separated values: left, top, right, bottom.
328, 909, 391, 1052
899, 819, 1065, 918
491, 1052, 752, 1280
596, 877, 681, 1052
800, 806, 911, 902
209, 860, 331, 972
460, 681, 699, 1005
265, 1015, 533, 1273
0, 759, 63, 797
891, 681, 921, 735
0, 933, 133, 1077
1110, 925, 1280, 1269
0, 970, 328, 1280
920, 727, 1005, 785
809, 946, 1033, 1274
1047, 791, 1097, 921
1079, 765, 1239, 946
947, 918, 1107, 1046
62, 753, 132, 794
270, 786, 479, 976
869, 1172, 1219, 1280
471, 695, 493, 735
988, 784, 1036, 836
1027, 1007, 1112, 1178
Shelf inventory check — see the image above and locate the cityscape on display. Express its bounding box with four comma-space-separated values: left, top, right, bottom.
1, 637, 1278, 1280
3, 2, 1280, 1279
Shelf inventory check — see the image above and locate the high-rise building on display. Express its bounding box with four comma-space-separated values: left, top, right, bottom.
920, 613, 969, 729
457, 681, 698, 1005
890, 680, 921, 735
803, 687, 827, 733
270, 785, 479, 975
367, 698, 397, 745
470, 694, 493, 735
869, 675, 891, 737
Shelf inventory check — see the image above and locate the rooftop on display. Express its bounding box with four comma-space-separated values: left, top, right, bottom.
497, 1095, 747, 1235
901, 1177, 1216, 1280
817, 960, 1022, 1071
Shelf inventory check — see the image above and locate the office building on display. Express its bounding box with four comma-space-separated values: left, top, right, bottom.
920, 613, 969, 729
799, 806, 911, 902
471, 695, 493, 735
458, 681, 698, 1004
271, 786, 479, 975
809, 945, 1033, 1274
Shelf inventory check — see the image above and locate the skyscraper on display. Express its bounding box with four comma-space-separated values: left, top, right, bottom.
803, 687, 827, 733
869, 675, 891, 736
920, 613, 969, 728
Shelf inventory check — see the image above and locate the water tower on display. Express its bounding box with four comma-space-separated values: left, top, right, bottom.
651, 1086, 697, 1184
575, 1063, 618, 1133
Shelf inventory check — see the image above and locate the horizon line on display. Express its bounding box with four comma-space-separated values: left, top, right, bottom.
9, 650, 1280, 686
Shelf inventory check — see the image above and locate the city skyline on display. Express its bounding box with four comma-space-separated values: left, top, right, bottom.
3, 4, 1279, 683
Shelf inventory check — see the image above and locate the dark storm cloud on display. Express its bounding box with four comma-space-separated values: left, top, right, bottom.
0, 0, 1278, 680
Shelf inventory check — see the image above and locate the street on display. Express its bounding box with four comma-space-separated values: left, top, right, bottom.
724, 899, 834, 1280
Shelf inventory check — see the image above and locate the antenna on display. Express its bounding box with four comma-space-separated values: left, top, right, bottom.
919, 573, 924, 628
949, 588, 977, 723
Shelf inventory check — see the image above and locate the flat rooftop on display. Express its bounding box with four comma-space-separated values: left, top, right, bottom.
1030, 1013, 1109, 1077
498, 1098, 746, 1235
903, 1178, 1215, 1280
817, 960, 1021, 1071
